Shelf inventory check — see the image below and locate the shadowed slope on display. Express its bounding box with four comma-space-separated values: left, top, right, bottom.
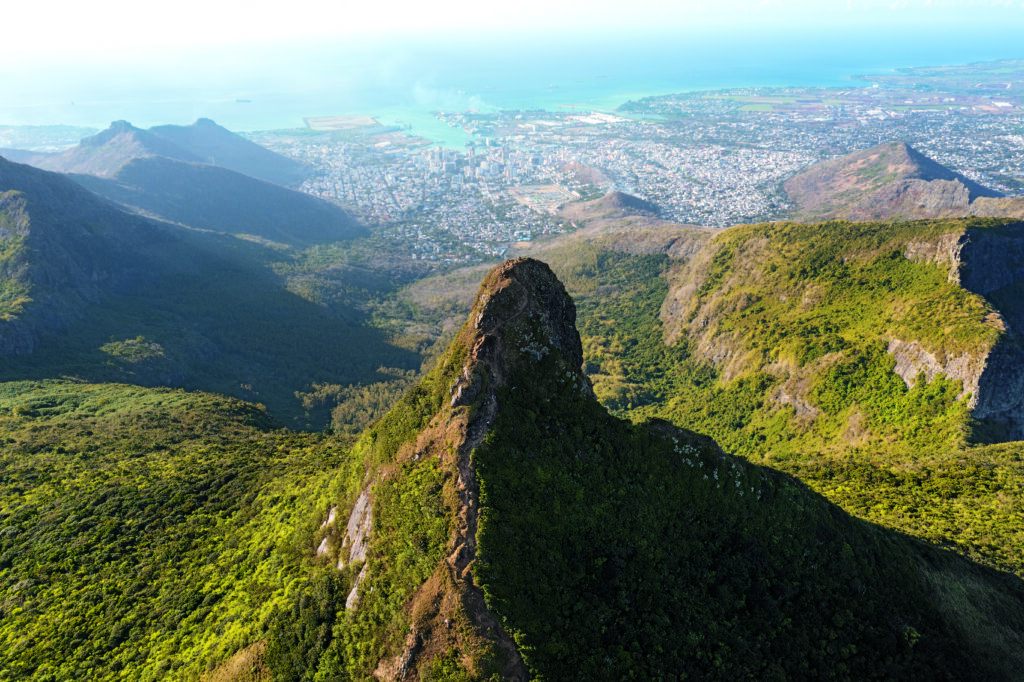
272, 257, 1024, 681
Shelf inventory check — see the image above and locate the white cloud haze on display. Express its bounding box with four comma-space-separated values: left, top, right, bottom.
3, 0, 1022, 59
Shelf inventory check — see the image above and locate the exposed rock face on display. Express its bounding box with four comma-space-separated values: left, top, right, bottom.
887, 339, 986, 402
340, 491, 372, 569
857, 177, 972, 219
957, 226, 1024, 302
337, 491, 374, 610
467, 257, 586, 380
902, 232, 966, 282
973, 343, 1024, 436
891, 222, 1024, 438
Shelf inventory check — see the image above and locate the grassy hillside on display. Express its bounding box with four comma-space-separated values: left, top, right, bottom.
5, 254, 1024, 680
0, 381, 358, 680
473, 325, 1024, 681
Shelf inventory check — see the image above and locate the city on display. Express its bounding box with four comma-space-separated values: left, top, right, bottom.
250, 72, 1024, 267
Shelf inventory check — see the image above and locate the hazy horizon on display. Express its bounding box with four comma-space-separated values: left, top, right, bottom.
3, 2, 1024, 133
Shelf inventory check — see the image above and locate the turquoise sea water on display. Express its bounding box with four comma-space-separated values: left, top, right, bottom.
2, 27, 1023, 147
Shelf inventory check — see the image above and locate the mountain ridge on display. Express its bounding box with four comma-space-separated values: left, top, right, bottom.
31, 120, 203, 177
8, 119, 358, 246
148, 118, 308, 187
24, 118, 308, 186
0, 155, 171, 354
69, 155, 366, 246
271, 257, 1024, 680
0, 155, 413, 425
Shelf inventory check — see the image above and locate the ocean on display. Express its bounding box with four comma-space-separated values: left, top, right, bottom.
2, 26, 1023, 148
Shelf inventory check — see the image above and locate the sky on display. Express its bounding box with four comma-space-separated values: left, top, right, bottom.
3, 0, 1023, 61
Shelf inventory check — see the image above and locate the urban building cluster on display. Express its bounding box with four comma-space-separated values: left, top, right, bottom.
251, 81, 1024, 265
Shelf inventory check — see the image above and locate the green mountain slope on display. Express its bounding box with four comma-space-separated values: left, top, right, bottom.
0, 381, 354, 680
0, 156, 416, 427
378, 218, 1024, 582
257, 258, 1024, 681
0, 155, 172, 354
4, 257, 1024, 680
644, 218, 1024, 572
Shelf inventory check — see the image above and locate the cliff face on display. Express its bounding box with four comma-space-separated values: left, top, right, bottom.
895, 222, 1024, 437
957, 225, 1024, 301
659, 218, 1024, 443
951, 224, 1024, 437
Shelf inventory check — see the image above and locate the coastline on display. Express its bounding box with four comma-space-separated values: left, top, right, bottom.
3, 37, 1024, 149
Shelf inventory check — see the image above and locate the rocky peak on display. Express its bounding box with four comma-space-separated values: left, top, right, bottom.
450, 258, 590, 411
472, 258, 583, 367
336, 259, 586, 681
83, 120, 141, 146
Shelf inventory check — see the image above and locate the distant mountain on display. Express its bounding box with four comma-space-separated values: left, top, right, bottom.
27, 120, 204, 177
150, 118, 308, 187
559, 189, 661, 227
12, 119, 361, 246
0, 154, 413, 424
784, 141, 1013, 221
26, 119, 308, 186
72, 155, 366, 247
